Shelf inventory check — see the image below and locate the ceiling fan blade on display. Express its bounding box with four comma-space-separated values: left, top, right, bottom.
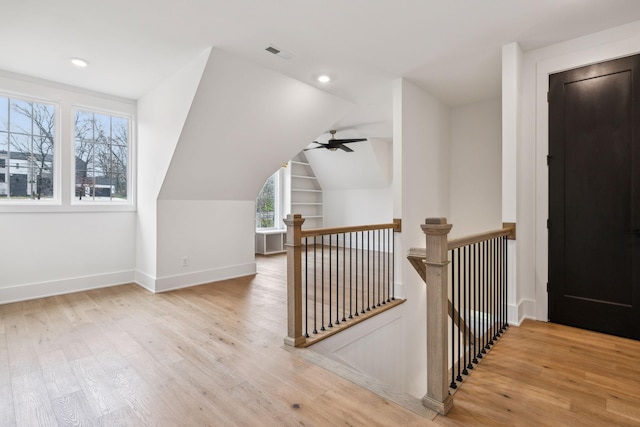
332, 138, 367, 143
337, 144, 354, 152
303, 145, 328, 151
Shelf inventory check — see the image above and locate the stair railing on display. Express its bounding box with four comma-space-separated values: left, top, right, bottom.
284, 214, 403, 348
417, 218, 515, 415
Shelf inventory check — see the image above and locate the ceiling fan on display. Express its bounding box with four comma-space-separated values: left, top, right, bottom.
304, 130, 367, 153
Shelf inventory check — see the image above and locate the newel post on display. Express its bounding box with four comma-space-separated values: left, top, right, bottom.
421, 217, 453, 415
284, 214, 306, 347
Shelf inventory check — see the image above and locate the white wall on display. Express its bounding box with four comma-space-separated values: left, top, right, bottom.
309, 136, 393, 228
156, 200, 256, 291
393, 78, 451, 398
512, 20, 640, 323
152, 48, 352, 291
0, 72, 137, 303
135, 48, 210, 289
449, 98, 502, 238
159, 49, 352, 201
323, 187, 393, 227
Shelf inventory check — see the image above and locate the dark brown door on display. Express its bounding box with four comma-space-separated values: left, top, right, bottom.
549, 54, 640, 340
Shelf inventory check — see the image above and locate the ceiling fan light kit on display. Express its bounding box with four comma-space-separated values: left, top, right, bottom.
304, 130, 367, 153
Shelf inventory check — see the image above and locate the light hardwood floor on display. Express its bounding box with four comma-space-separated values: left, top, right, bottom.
1, 254, 640, 426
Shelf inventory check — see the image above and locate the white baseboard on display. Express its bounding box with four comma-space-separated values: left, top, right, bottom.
392, 282, 405, 299
508, 298, 536, 326
0, 270, 135, 305
134, 270, 156, 293
153, 262, 257, 293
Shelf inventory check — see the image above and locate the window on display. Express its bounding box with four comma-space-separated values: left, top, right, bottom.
74, 110, 130, 202
0, 97, 55, 200
256, 169, 284, 230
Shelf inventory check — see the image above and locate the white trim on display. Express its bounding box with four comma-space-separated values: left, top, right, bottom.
0, 270, 135, 305
0, 93, 62, 206
533, 29, 640, 323
134, 270, 156, 293
509, 298, 536, 326
153, 262, 257, 293
69, 107, 136, 209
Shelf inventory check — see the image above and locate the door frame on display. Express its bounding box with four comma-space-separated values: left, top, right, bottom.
533, 37, 640, 322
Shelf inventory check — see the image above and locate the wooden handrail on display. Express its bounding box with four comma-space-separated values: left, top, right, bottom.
447, 223, 515, 250
284, 214, 403, 348
300, 218, 401, 238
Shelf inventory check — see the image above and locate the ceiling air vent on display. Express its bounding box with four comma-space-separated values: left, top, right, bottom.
265, 45, 294, 60
265, 46, 280, 55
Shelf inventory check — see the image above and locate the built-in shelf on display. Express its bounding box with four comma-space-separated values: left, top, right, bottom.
289, 152, 323, 229
255, 229, 286, 255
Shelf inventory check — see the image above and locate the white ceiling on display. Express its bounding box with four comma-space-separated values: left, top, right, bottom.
3, 0, 640, 134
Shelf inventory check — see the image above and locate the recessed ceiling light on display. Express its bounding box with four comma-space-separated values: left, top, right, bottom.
70, 58, 89, 67
317, 75, 331, 83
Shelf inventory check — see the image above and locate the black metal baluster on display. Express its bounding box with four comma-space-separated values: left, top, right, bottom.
361, 231, 366, 314
471, 243, 481, 365
382, 228, 386, 305
386, 228, 390, 303
313, 236, 318, 335
504, 235, 509, 329
377, 229, 381, 307
488, 239, 494, 345
450, 249, 457, 389
480, 240, 485, 353
495, 238, 499, 340
469, 244, 476, 369
335, 234, 340, 326
500, 236, 505, 332
484, 240, 490, 351
342, 233, 346, 323
349, 232, 354, 319
328, 234, 333, 328
464, 246, 475, 370
305, 237, 309, 338
462, 246, 469, 375
391, 227, 395, 300
367, 230, 371, 312
456, 248, 463, 383
321, 237, 326, 331
355, 231, 359, 317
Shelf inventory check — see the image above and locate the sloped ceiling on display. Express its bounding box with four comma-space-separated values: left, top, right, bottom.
305, 131, 391, 191
158, 49, 352, 200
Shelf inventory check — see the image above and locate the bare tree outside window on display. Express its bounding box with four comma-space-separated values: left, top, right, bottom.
256, 174, 276, 228
74, 110, 129, 201
0, 97, 55, 200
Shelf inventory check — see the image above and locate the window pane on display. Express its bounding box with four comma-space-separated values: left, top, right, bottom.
111, 116, 128, 146
31, 103, 55, 137
0, 97, 56, 201
256, 174, 276, 229
0, 97, 8, 132
111, 144, 127, 174
9, 99, 32, 134
112, 173, 127, 199
75, 109, 129, 202
95, 114, 110, 144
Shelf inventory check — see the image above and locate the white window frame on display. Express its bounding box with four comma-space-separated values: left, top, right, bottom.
70, 106, 135, 209
0, 92, 61, 207
256, 168, 285, 231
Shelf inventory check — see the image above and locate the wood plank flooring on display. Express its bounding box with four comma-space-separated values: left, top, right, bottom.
1, 253, 640, 426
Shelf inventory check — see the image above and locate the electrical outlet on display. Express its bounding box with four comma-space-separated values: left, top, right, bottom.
181, 256, 189, 267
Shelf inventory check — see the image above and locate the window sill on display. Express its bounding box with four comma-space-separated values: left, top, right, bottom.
0, 202, 136, 213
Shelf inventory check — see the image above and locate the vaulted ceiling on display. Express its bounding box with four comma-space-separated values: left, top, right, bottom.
3, 0, 640, 135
